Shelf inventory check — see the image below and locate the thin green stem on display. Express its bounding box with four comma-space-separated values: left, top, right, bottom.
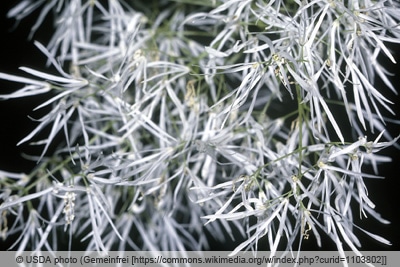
296, 84, 304, 180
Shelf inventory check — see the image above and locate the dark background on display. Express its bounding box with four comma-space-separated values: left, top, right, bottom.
0, 1, 399, 251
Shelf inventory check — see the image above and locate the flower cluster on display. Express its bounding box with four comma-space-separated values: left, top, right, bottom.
0, 0, 399, 261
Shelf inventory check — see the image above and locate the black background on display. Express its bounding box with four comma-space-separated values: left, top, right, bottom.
0, 1, 399, 252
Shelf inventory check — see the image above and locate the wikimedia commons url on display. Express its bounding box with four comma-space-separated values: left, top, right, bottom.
14, 254, 388, 266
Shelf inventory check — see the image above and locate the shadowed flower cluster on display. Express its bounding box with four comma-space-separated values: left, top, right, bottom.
0, 0, 399, 263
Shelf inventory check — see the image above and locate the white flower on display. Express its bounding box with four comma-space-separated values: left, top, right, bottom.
1, 0, 399, 258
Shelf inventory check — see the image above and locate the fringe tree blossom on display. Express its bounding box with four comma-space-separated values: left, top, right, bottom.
0, 0, 399, 261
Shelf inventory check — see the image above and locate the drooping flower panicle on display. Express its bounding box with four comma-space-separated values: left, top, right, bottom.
0, 0, 399, 262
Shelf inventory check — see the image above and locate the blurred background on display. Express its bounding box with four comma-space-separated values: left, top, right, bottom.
0, 1, 399, 252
